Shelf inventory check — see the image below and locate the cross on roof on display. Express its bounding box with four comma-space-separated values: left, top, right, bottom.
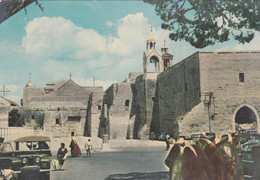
29, 72, 32, 80
0, 85, 10, 97
69, 73, 72, 80
151, 25, 153, 32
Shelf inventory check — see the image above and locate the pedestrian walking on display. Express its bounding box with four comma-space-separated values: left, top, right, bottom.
69, 138, 81, 157
57, 143, 68, 170
85, 139, 92, 157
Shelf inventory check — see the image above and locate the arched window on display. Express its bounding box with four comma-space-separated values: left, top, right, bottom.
149, 56, 159, 72
150, 42, 153, 49
125, 100, 130, 111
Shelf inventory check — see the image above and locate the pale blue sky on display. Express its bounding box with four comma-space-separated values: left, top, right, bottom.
1, 1, 260, 104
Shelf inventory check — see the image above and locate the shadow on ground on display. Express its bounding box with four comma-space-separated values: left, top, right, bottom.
104, 171, 169, 180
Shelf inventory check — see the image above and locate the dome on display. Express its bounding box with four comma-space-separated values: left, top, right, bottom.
26, 80, 34, 88
147, 31, 156, 42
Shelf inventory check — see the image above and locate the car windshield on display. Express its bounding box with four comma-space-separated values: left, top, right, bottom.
0, 143, 13, 152
17, 141, 50, 151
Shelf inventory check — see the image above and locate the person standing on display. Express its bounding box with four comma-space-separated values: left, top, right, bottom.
57, 143, 67, 170
85, 139, 92, 157
166, 134, 170, 151
69, 138, 81, 157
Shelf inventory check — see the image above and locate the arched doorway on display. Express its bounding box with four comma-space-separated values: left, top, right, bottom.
233, 105, 259, 133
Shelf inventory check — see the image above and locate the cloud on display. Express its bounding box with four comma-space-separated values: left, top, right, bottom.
4, 13, 177, 104
108, 13, 150, 55
22, 17, 106, 59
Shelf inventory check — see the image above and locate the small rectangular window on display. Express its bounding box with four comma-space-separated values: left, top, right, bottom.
32, 115, 35, 119
56, 118, 60, 125
239, 73, 244, 82
68, 116, 81, 122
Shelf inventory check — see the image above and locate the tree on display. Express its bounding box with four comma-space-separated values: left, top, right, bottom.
0, 0, 43, 24
144, 0, 260, 48
8, 109, 25, 127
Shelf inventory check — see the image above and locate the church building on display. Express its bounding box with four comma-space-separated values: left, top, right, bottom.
22, 78, 103, 137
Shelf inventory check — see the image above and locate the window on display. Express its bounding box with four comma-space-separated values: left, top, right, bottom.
239, 73, 244, 82
56, 117, 60, 125
32, 115, 35, 119
68, 116, 81, 122
125, 100, 130, 111
150, 42, 153, 49
98, 105, 101, 110
164, 59, 170, 70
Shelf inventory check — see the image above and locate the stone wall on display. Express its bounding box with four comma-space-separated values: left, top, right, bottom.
133, 74, 158, 140
0, 106, 11, 127
198, 51, 260, 133
158, 51, 260, 138
43, 108, 87, 137
157, 53, 201, 139
85, 91, 103, 138
99, 83, 133, 139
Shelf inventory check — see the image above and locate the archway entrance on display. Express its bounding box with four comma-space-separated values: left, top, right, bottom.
235, 106, 258, 132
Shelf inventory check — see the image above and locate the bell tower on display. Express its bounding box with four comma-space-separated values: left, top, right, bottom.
161, 39, 173, 71
143, 27, 163, 74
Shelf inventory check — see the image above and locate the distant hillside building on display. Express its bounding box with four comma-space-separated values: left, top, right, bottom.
22, 79, 103, 137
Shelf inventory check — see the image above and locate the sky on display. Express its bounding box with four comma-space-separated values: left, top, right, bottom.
0, 1, 260, 104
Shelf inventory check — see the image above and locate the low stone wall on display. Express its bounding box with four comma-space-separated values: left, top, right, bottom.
0, 127, 34, 141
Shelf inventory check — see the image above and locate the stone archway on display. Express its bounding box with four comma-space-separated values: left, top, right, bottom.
232, 104, 260, 133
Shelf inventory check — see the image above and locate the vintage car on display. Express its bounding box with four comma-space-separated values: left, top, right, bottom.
11, 136, 52, 180
0, 142, 14, 180
240, 133, 260, 179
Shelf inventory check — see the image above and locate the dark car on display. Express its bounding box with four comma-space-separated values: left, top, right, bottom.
11, 136, 52, 180
240, 133, 260, 179
0, 142, 14, 179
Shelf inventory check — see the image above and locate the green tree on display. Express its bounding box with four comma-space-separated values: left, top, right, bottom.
144, 0, 260, 48
8, 109, 25, 127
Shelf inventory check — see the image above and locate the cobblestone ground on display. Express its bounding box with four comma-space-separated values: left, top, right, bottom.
51, 146, 169, 180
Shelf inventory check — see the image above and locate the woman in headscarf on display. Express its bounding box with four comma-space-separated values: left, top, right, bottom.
69, 138, 81, 157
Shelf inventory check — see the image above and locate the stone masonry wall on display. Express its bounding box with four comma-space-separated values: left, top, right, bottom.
157, 53, 201, 139
85, 91, 103, 138
100, 83, 133, 139
199, 51, 260, 133
133, 74, 158, 140
133, 75, 147, 139
44, 108, 87, 137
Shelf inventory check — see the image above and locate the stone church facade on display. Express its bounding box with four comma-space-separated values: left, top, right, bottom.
100, 30, 260, 140
19, 30, 260, 141
157, 51, 260, 139
22, 79, 103, 137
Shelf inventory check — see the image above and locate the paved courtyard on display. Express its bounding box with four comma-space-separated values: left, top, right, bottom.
51, 146, 169, 180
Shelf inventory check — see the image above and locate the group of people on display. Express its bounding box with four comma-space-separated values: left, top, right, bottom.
56, 138, 93, 170
165, 132, 243, 180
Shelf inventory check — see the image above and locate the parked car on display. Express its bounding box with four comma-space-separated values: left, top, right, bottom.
0, 142, 14, 180
240, 133, 260, 179
11, 136, 52, 180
